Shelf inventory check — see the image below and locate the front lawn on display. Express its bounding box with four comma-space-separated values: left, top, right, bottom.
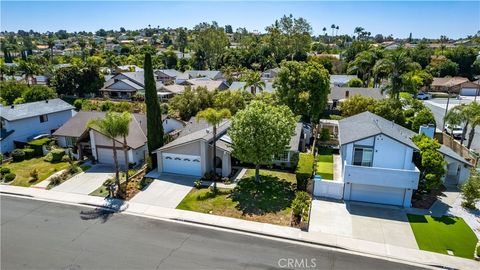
2, 158, 70, 187
177, 175, 296, 226
243, 169, 296, 184
407, 214, 478, 259
316, 148, 333, 180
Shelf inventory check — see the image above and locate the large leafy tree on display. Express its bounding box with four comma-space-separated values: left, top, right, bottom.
229, 101, 296, 182
412, 134, 446, 193
445, 46, 477, 79
22, 85, 57, 102
0, 81, 28, 105
192, 22, 229, 69
144, 53, 164, 158
339, 95, 377, 117
196, 108, 231, 190
274, 60, 330, 123
461, 170, 480, 209
213, 90, 253, 115
375, 49, 413, 99
169, 86, 214, 120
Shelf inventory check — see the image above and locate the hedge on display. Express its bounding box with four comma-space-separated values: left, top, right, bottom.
295, 153, 314, 191
28, 138, 51, 157
44, 148, 66, 163
4, 173, 16, 182
0, 167, 11, 175
23, 148, 35, 160
12, 149, 25, 162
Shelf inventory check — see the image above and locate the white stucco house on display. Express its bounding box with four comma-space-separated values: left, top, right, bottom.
0, 99, 75, 154
335, 112, 472, 207
53, 111, 184, 167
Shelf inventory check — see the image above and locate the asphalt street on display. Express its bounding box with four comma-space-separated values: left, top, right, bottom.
0, 196, 426, 270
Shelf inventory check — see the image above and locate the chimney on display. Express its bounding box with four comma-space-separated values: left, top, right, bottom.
345, 90, 350, 98
10, 105, 14, 109
45, 100, 49, 103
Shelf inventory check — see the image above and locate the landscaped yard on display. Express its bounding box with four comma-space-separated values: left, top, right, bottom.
2, 158, 70, 187
407, 214, 478, 259
177, 171, 296, 226
316, 148, 333, 180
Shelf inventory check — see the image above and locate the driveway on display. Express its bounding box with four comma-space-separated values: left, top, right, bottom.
309, 199, 418, 249
51, 165, 113, 194
130, 173, 195, 208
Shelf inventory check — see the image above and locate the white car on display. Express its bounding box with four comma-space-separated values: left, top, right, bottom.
444, 125, 463, 139
416, 92, 432, 100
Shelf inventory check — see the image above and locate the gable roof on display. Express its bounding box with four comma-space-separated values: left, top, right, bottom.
338, 111, 419, 150
329, 87, 385, 101
228, 81, 275, 93
0, 99, 74, 121
186, 70, 223, 80
330, 75, 358, 85
432, 77, 469, 87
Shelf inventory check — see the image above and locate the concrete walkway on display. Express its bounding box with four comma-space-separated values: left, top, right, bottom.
0, 185, 477, 270
51, 165, 113, 195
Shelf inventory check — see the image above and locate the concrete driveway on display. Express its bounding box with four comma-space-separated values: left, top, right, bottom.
51, 165, 113, 195
309, 199, 418, 249
130, 173, 195, 208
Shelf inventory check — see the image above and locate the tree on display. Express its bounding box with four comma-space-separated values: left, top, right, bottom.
412, 134, 446, 193
88, 112, 131, 198
225, 25, 233, 34
196, 108, 231, 190
339, 95, 377, 117
50, 66, 81, 96
274, 60, 330, 123
192, 22, 229, 69
22, 85, 57, 102
461, 170, 480, 209
376, 50, 412, 99
169, 86, 214, 120
144, 53, 164, 160
411, 108, 436, 132
18, 59, 38, 86
445, 46, 477, 79
229, 101, 296, 182
175, 28, 188, 54
346, 78, 363, 87
427, 58, 459, 77
242, 70, 265, 95
0, 81, 28, 105
213, 90, 253, 114
445, 102, 480, 149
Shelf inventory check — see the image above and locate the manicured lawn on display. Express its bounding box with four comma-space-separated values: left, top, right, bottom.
243, 169, 296, 183
177, 175, 296, 226
316, 148, 333, 180
2, 158, 70, 187
407, 214, 478, 259
90, 185, 109, 198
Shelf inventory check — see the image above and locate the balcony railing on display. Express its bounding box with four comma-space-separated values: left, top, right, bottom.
343, 162, 420, 189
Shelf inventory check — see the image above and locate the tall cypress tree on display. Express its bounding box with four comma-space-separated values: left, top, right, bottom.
144, 53, 164, 162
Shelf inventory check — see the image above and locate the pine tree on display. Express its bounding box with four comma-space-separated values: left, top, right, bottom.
144, 53, 164, 162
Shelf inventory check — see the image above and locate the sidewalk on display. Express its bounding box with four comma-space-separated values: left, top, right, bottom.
1, 185, 478, 270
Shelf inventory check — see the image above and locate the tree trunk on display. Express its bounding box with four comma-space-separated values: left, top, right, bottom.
212, 125, 217, 190
123, 136, 129, 187
467, 125, 476, 149
255, 163, 260, 183
112, 139, 123, 198
461, 120, 469, 145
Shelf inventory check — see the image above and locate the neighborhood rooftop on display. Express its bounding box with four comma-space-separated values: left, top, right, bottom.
0, 99, 74, 121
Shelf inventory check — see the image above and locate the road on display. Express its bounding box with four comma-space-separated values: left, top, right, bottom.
0, 196, 426, 270
423, 98, 480, 152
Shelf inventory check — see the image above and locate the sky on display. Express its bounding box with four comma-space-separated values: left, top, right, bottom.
1, 1, 479, 39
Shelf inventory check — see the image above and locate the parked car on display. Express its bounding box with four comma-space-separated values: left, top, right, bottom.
416, 92, 432, 100
444, 125, 463, 139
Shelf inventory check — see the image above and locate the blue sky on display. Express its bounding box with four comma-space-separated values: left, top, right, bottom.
1, 1, 478, 39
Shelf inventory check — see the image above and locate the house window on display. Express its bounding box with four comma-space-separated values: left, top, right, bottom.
65, 136, 75, 147
39, 114, 48, 123
353, 147, 373, 167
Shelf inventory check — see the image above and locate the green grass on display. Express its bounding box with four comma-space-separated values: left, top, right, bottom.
80, 164, 92, 172
89, 185, 109, 198
316, 148, 334, 180
407, 214, 478, 259
243, 169, 296, 183
3, 158, 70, 187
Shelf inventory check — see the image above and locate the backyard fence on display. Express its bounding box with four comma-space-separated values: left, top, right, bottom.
313, 179, 344, 199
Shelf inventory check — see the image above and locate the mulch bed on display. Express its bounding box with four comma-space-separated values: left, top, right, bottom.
411, 185, 447, 209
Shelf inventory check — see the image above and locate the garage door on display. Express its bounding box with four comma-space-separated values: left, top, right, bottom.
350, 184, 405, 206
97, 147, 126, 167
162, 153, 201, 176
460, 88, 479, 96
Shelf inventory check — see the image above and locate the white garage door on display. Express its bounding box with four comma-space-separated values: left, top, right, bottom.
350, 184, 405, 206
97, 148, 126, 167
460, 88, 479, 96
163, 153, 201, 176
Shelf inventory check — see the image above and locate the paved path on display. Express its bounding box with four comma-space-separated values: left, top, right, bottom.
309, 199, 418, 249
130, 173, 195, 208
51, 165, 113, 194
1, 196, 425, 270
0, 185, 478, 270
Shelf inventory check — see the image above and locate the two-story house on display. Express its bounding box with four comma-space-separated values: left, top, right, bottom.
0, 99, 75, 154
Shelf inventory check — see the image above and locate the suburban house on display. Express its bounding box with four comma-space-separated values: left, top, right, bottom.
53, 111, 184, 166
327, 87, 385, 111
228, 81, 275, 94
159, 78, 230, 100
153, 120, 306, 177
185, 70, 224, 80
261, 68, 280, 81
429, 77, 471, 94
155, 69, 188, 84
100, 72, 164, 99
0, 99, 75, 154
330, 75, 358, 87
334, 112, 471, 207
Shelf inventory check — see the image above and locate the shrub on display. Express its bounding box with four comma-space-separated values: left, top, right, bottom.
49, 148, 66, 163
23, 148, 35, 160
44, 152, 53, 162
73, 99, 84, 110
291, 191, 311, 222
477, 245, 480, 258
4, 173, 16, 182
138, 177, 154, 190
295, 153, 314, 191
461, 170, 480, 209
49, 175, 62, 186
320, 128, 330, 141
12, 149, 25, 162
347, 77, 363, 87
0, 167, 11, 175
194, 179, 203, 189
102, 178, 115, 187
30, 169, 39, 181
28, 137, 51, 156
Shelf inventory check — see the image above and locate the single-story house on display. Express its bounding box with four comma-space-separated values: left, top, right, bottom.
53, 111, 184, 166
327, 87, 385, 110
228, 81, 275, 94
430, 77, 470, 94
330, 75, 358, 87
0, 99, 75, 154
186, 70, 224, 80
154, 120, 305, 177
100, 71, 164, 99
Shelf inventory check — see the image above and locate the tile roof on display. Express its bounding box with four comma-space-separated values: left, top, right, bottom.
0, 99, 74, 121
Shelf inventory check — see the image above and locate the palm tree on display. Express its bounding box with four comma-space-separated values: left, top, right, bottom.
354, 26, 364, 40
19, 60, 38, 86
335, 25, 339, 36
375, 50, 412, 99
445, 104, 470, 145
465, 102, 480, 149
322, 27, 327, 36
242, 70, 265, 95
47, 38, 55, 63
78, 38, 87, 61
88, 112, 131, 198
196, 108, 231, 191
347, 50, 376, 87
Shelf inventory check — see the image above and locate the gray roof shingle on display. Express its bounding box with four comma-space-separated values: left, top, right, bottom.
0, 99, 74, 121
329, 87, 385, 101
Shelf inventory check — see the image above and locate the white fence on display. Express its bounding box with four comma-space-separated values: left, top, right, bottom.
313, 179, 344, 199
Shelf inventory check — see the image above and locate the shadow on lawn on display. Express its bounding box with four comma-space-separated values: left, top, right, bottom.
79, 198, 126, 223
231, 176, 294, 216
